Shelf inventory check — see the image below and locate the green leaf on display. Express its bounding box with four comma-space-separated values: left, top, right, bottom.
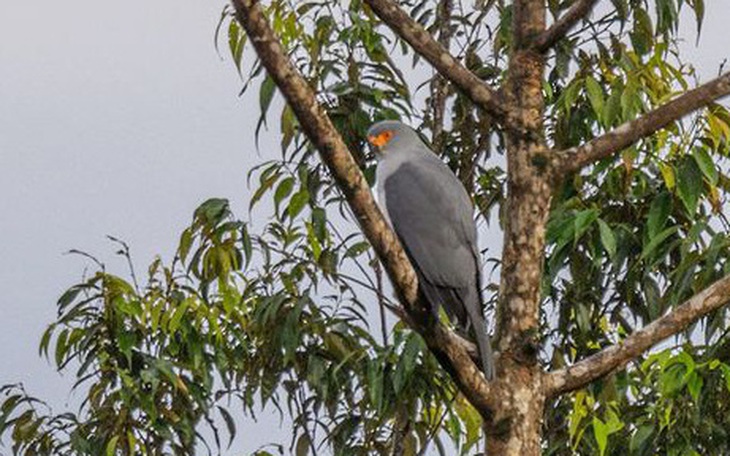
631, 7, 654, 55
646, 192, 672, 239
55, 328, 69, 367
592, 410, 624, 456
640, 226, 678, 260
660, 363, 688, 396
630, 424, 654, 453
287, 189, 309, 219
227, 20, 245, 73
178, 228, 193, 263
274, 177, 295, 214
250, 168, 280, 210
687, 371, 703, 402
345, 241, 370, 258
57, 286, 82, 311
196, 197, 230, 223
659, 162, 676, 189
721, 364, 730, 392
311, 207, 327, 242
597, 219, 616, 258
573, 209, 599, 243
693, 0, 705, 36
241, 223, 252, 267
168, 300, 190, 332
118, 331, 137, 360
217, 406, 236, 448
585, 76, 605, 120
562, 81, 581, 111
39, 325, 55, 358
393, 333, 422, 393
592, 416, 609, 456
367, 360, 384, 412
692, 147, 718, 185
258, 75, 276, 126
676, 157, 703, 214
127, 431, 137, 455
106, 435, 120, 456
604, 87, 623, 126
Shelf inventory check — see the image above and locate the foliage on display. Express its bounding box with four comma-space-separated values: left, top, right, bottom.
4, 0, 730, 455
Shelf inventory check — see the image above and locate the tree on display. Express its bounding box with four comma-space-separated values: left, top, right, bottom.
3, 0, 730, 454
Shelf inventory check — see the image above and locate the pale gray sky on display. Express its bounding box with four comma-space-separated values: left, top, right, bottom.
1, 1, 729, 454
0, 0, 276, 452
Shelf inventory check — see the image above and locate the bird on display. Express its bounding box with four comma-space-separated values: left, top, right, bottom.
366, 120, 495, 381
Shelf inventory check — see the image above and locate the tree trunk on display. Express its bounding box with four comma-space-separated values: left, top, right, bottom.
485, 372, 545, 454
487, 1, 550, 454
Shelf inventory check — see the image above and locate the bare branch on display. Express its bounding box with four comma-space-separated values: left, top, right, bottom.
533, 0, 600, 52
556, 72, 730, 176
545, 274, 730, 397
363, 0, 515, 128
230, 0, 497, 416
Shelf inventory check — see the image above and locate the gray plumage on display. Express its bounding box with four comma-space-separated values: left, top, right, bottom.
368, 120, 495, 381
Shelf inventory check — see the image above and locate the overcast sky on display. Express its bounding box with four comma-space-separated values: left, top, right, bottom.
1, 1, 729, 454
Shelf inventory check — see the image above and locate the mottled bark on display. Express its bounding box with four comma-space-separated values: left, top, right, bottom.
484, 1, 550, 454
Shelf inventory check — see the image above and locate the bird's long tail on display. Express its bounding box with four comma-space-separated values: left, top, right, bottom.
462, 286, 495, 381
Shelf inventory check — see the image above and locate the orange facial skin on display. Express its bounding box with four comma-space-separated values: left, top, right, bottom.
367, 130, 394, 147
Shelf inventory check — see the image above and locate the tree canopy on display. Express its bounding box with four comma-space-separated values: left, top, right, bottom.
3, 0, 730, 455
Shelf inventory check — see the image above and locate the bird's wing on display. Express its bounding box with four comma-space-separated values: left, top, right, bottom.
383, 157, 478, 290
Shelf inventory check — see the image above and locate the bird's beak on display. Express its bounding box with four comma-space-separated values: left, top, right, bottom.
366, 131, 393, 159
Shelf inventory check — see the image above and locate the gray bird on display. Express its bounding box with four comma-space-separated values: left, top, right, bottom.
367, 120, 495, 381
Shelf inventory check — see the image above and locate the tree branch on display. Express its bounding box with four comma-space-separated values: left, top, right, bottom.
230, 0, 497, 416
533, 0, 599, 53
545, 274, 730, 398
362, 0, 516, 129
556, 72, 730, 176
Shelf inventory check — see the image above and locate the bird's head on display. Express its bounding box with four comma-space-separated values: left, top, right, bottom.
366, 120, 420, 158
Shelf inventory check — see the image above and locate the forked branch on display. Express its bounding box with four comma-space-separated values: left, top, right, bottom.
363, 0, 515, 128
556, 72, 730, 176
545, 274, 730, 397
230, 0, 497, 415
533, 0, 600, 52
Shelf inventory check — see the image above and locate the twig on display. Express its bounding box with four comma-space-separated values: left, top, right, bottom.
533, 0, 600, 53
374, 258, 389, 346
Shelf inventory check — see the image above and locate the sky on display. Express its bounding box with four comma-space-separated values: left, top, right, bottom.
1, 1, 729, 454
